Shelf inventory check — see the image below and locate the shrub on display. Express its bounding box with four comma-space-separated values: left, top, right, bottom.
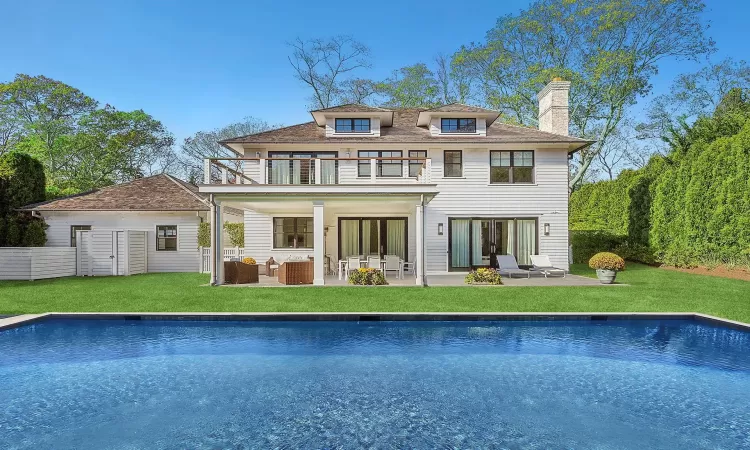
612, 241, 656, 265
223, 222, 244, 247
570, 230, 625, 264
0, 152, 46, 216
348, 268, 388, 285
464, 268, 503, 285
242, 257, 256, 265
21, 218, 47, 247
198, 222, 210, 247
589, 252, 626, 271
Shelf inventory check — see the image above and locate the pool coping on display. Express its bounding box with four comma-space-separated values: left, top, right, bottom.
1, 312, 749, 332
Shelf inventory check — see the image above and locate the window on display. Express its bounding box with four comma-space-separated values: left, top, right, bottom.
156, 226, 177, 251
441, 118, 476, 133
408, 151, 427, 177
443, 150, 463, 177
358, 151, 403, 177
273, 217, 313, 249
335, 118, 370, 133
70, 225, 91, 247
490, 151, 534, 183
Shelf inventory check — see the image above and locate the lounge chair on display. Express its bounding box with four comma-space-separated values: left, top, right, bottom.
530, 255, 566, 278
496, 255, 538, 279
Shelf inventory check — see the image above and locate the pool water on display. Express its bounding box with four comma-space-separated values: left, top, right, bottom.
1, 319, 749, 449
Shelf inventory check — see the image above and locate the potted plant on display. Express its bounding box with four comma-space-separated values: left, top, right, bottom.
588, 252, 625, 284
464, 268, 503, 285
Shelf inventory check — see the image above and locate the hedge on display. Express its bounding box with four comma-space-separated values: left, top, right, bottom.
570, 91, 750, 268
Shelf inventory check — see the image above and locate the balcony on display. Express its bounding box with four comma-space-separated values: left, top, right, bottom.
202, 156, 432, 185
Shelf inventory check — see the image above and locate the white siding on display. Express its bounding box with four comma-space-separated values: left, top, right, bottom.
423, 147, 569, 272
233, 145, 570, 274
41, 211, 203, 273
0, 248, 76, 280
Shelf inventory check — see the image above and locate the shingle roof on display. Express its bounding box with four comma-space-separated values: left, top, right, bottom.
220, 109, 592, 146
310, 104, 392, 113
422, 103, 500, 114
21, 174, 209, 211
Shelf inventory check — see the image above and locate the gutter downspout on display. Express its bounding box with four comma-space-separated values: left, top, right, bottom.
420, 194, 426, 287
209, 194, 218, 286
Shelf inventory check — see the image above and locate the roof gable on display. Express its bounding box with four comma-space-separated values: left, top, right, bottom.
22, 174, 209, 211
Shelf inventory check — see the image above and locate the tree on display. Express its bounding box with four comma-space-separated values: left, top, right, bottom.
179, 117, 278, 183
640, 58, 750, 145
434, 54, 472, 105
0, 74, 97, 172
452, 0, 712, 190
287, 36, 372, 109
51, 107, 175, 191
375, 63, 441, 108
0, 152, 47, 247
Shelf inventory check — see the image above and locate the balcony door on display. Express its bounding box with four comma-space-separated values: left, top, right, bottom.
268, 152, 337, 184
338, 217, 407, 261
448, 218, 537, 270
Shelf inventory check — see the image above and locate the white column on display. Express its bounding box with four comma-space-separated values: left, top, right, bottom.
211, 201, 224, 285
259, 158, 266, 184
203, 159, 211, 184
313, 201, 325, 285
314, 159, 321, 184
415, 203, 424, 286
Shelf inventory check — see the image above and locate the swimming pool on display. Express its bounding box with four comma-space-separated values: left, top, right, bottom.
1, 317, 749, 449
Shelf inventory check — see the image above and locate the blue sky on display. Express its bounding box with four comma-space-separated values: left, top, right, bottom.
1, 0, 748, 145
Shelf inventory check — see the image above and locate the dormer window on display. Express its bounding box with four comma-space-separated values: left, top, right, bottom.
441, 118, 476, 133
335, 118, 371, 133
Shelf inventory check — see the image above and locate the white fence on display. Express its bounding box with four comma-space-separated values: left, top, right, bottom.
199, 247, 245, 273
0, 247, 77, 280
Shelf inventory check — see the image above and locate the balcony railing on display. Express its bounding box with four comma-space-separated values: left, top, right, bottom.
203, 157, 432, 185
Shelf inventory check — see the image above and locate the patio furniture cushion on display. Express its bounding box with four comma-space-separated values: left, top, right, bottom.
530, 255, 566, 278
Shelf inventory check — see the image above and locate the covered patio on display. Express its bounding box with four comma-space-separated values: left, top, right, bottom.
204, 184, 438, 286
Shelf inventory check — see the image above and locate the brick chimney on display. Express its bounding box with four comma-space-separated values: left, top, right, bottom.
537, 78, 571, 136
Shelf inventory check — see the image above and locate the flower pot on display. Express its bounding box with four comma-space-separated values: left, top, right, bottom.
596, 269, 617, 284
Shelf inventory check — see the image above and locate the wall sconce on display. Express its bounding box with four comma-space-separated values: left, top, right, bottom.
345, 151, 351, 158
543, 223, 550, 236
438, 223, 444, 235
255, 151, 261, 158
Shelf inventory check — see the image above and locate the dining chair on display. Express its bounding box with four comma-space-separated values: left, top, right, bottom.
366, 256, 381, 270
346, 256, 362, 279
383, 255, 401, 278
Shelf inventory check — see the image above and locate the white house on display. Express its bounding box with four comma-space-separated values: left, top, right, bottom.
201, 79, 592, 285
22, 174, 242, 274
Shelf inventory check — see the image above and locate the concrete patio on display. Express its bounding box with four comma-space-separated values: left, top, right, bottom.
222, 273, 610, 287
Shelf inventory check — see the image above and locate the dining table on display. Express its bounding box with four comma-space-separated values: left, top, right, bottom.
338, 259, 404, 280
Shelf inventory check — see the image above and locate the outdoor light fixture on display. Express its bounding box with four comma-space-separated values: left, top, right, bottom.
256, 151, 261, 158
346, 151, 351, 158
544, 223, 550, 236
438, 223, 444, 235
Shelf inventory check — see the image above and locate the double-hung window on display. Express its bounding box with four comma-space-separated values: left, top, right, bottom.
156, 225, 178, 251
273, 217, 313, 249
441, 118, 476, 133
443, 150, 463, 177
490, 151, 534, 183
358, 151, 403, 177
70, 225, 91, 247
408, 150, 427, 177
335, 118, 370, 133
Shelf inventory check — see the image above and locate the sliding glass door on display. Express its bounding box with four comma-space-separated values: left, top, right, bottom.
338, 217, 408, 261
268, 152, 337, 184
449, 218, 537, 270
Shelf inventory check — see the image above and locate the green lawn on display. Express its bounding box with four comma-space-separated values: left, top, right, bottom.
1, 264, 748, 322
